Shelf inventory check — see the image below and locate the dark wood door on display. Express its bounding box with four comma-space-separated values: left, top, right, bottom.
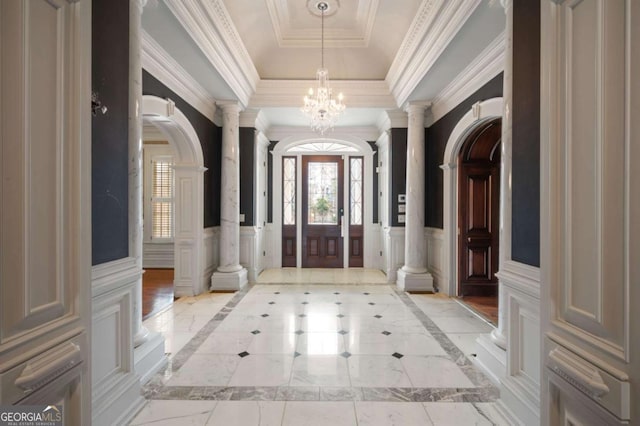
302, 155, 344, 268
458, 121, 501, 296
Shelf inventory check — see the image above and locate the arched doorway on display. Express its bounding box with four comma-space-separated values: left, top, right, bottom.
457, 119, 501, 298
142, 96, 207, 297
272, 135, 375, 269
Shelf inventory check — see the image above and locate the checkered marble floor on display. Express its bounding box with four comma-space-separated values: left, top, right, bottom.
132, 273, 507, 425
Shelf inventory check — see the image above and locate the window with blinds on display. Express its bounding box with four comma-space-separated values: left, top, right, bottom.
151, 156, 174, 239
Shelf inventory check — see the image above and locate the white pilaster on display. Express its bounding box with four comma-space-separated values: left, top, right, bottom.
397, 102, 433, 292
211, 102, 248, 290
133, 0, 166, 383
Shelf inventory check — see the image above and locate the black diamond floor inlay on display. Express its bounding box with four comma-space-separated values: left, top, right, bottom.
363, 292, 370, 295
298, 314, 306, 318
293, 351, 301, 357
302, 302, 309, 305
304, 292, 310, 295
374, 315, 382, 319
334, 292, 340, 295
251, 330, 261, 335
338, 330, 348, 335
335, 302, 342, 305
274, 292, 280, 294
268, 302, 275, 305
238, 351, 250, 358
337, 314, 345, 318
340, 352, 352, 358
295, 330, 304, 335
261, 314, 269, 318
382, 331, 391, 336
368, 302, 376, 306
392, 352, 404, 359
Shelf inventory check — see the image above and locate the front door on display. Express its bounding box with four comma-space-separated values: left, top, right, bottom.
458, 121, 501, 296
302, 155, 344, 268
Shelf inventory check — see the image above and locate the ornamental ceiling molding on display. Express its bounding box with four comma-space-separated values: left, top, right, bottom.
164, 0, 259, 108
141, 31, 217, 122
265, 0, 379, 48
267, 125, 380, 143
250, 79, 396, 108
427, 31, 505, 126
386, 0, 482, 107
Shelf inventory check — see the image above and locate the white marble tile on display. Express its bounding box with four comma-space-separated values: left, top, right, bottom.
414, 302, 474, 318
355, 402, 433, 426
401, 356, 475, 388
130, 400, 217, 426
345, 333, 446, 356
445, 333, 484, 356
474, 403, 511, 426
296, 332, 345, 355
195, 332, 254, 355
423, 402, 493, 426
341, 315, 429, 335
205, 401, 285, 426
165, 332, 197, 357
166, 354, 240, 386
246, 332, 297, 354
172, 314, 212, 333
429, 316, 494, 334
348, 355, 412, 388
300, 314, 342, 333
282, 402, 357, 426
228, 354, 294, 387
290, 355, 351, 387
214, 315, 262, 333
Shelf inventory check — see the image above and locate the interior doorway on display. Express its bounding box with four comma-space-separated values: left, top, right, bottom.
456, 118, 501, 323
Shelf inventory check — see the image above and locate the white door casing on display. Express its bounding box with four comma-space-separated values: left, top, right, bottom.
142, 95, 207, 297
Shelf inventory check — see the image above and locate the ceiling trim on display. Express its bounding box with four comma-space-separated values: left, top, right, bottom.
250, 79, 396, 108
141, 31, 217, 122
265, 0, 379, 48
427, 31, 505, 126
386, 0, 482, 107
163, 0, 259, 107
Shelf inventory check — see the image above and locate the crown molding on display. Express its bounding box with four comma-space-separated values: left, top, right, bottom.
240, 109, 271, 133
426, 31, 505, 126
141, 31, 217, 122
250, 79, 396, 108
265, 0, 379, 48
266, 125, 379, 142
386, 0, 482, 107
163, 0, 259, 108
376, 109, 408, 132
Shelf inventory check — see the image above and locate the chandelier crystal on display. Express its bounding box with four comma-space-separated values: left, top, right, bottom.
301, 2, 345, 135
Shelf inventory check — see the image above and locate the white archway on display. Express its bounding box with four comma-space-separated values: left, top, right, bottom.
440, 97, 503, 295
142, 95, 207, 297
271, 134, 376, 269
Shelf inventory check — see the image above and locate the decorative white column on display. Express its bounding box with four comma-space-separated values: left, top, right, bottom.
132, 0, 166, 383
130, 0, 149, 348
211, 102, 248, 290
492, 0, 513, 350
397, 102, 434, 292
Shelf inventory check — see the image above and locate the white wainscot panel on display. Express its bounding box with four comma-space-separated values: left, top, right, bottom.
425, 227, 444, 291
143, 242, 174, 268
382, 227, 405, 283
202, 227, 219, 290
239, 227, 260, 282
263, 223, 276, 269
365, 223, 382, 270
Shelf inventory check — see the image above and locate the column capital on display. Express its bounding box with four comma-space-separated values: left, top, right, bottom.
403, 101, 431, 115
216, 101, 243, 114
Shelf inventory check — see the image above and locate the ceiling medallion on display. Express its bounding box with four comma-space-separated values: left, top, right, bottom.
301, 1, 345, 135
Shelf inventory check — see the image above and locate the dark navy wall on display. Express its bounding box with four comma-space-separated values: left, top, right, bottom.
390, 128, 408, 227
425, 73, 504, 229
239, 128, 255, 226
92, 0, 130, 265
142, 70, 222, 228
369, 142, 379, 224
511, 0, 540, 267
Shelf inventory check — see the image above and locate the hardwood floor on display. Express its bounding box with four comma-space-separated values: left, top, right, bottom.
143, 268, 174, 320
458, 296, 498, 326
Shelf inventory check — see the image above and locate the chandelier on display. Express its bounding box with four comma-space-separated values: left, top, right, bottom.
301, 1, 345, 135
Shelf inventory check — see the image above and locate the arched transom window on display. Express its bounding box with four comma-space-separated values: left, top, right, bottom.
287, 142, 358, 153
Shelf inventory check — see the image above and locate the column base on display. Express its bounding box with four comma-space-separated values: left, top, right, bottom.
396, 269, 434, 292
211, 267, 248, 291
134, 331, 167, 384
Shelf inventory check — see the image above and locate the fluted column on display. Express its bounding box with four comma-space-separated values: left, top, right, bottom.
211, 102, 248, 290
397, 102, 434, 292
130, 0, 148, 347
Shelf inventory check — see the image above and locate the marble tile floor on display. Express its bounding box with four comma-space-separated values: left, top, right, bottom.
133, 272, 506, 425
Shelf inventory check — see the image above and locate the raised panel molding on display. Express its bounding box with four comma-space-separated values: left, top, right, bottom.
382, 227, 405, 283
202, 227, 220, 290
425, 227, 444, 290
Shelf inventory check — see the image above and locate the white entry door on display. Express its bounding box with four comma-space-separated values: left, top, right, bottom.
541, 0, 639, 424
0, 0, 91, 423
